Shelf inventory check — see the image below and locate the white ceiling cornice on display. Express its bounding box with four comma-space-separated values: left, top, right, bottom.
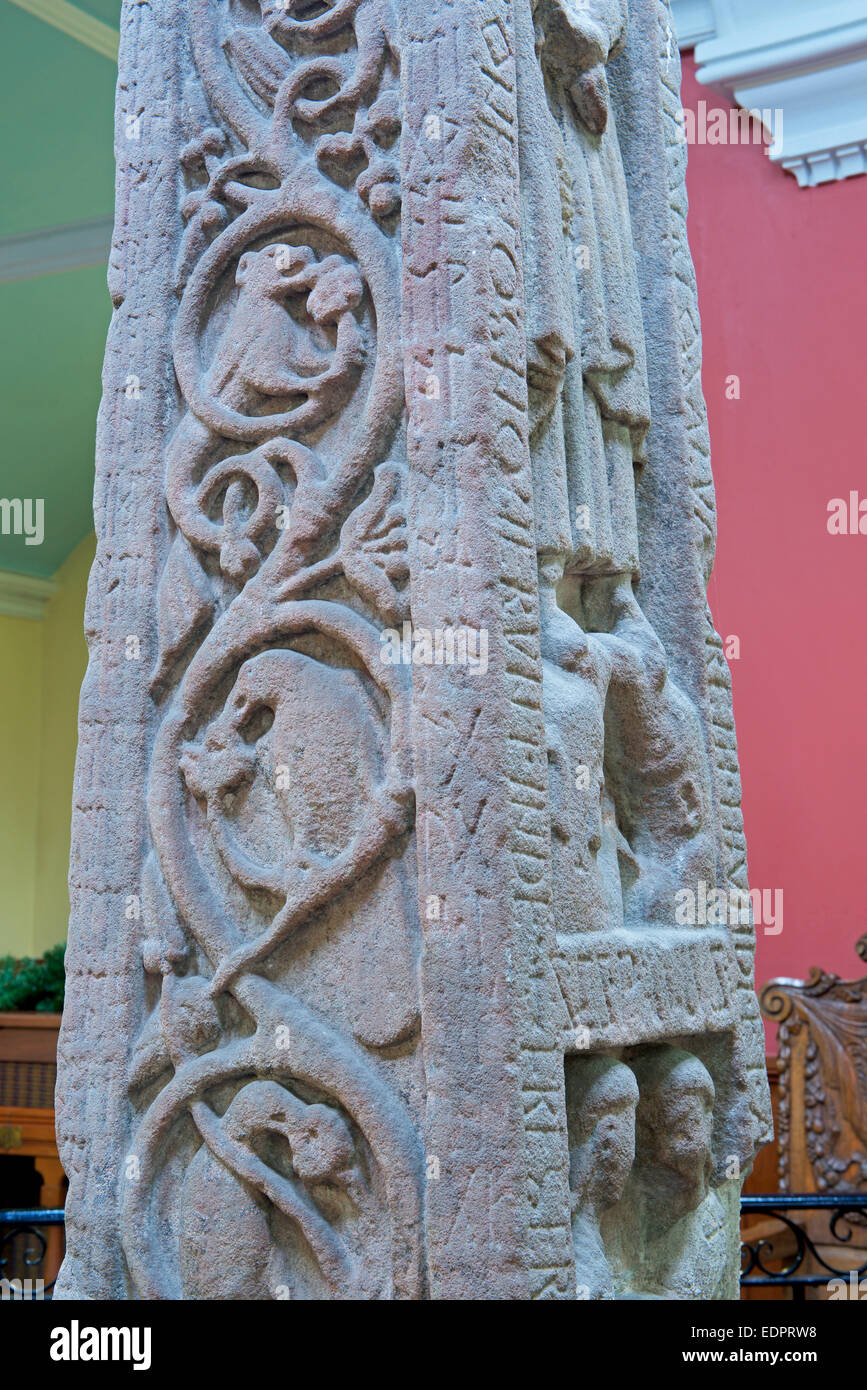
0, 216, 113, 283
7, 0, 118, 62
0, 570, 58, 620
669, 0, 717, 49
670, 0, 867, 186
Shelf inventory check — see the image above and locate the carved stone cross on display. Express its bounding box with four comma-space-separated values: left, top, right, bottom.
56, 0, 770, 1300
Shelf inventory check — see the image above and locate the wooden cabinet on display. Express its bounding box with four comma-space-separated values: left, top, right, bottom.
0, 1012, 65, 1284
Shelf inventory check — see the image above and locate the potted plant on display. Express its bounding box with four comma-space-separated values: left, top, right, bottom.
0, 944, 65, 1090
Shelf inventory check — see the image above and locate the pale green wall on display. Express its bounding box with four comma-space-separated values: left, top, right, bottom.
0, 534, 94, 958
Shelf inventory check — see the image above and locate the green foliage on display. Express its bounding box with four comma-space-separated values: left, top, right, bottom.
0, 944, 65, 1013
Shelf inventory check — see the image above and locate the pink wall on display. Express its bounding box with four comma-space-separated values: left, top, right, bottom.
681, 54, 867, 1011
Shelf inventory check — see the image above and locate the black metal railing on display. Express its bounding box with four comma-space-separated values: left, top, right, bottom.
741, 1193, 867, 1298
0, 1207, 65, 1299
3, 1199, 867, 1299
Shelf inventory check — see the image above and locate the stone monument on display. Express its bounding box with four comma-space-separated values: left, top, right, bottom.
55, 0, 772, 1299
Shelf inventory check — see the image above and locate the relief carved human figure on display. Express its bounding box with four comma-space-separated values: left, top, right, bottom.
524, 0, 648, 573
627, 1048, 728, 1299
631, 1049, 715, 1235
540, 558, 627, 935
566, 1045, 728, 1295
565, 1055, 639, 1298
523, 0, 717, 935
565, 1048, 730, 1300
540, 553, 715, 932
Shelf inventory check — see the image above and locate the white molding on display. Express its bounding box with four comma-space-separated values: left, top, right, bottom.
7, 0, 119, 61
0, 216, 113, 282
670, 0, 867, 186
0, 571, 58, 620
670, 0, 717, 49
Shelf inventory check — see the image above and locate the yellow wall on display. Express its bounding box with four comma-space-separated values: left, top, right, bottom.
0, 534, 94, 959
0, 614, 43, 957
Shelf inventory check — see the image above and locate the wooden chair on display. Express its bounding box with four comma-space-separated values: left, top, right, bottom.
752, 936, 867, 1297
760, 935, 867, 1194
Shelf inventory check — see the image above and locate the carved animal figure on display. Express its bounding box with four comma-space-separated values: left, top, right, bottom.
204, 244, 364, 417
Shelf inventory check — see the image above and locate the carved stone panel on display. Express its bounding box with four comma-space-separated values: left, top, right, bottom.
56, 0, 770, 1300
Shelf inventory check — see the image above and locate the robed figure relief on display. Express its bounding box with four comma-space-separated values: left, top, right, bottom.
522, 0, 717, 936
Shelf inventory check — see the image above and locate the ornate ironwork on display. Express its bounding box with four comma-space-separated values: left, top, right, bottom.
7, 1200, 867, 1300
741, 1194, 867, 1298
0, 1207, 65, 1299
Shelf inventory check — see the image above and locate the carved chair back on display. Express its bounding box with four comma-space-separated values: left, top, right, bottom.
760, 936, 867, 1196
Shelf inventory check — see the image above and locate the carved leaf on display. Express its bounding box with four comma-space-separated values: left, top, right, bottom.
340, 463, 409, 623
